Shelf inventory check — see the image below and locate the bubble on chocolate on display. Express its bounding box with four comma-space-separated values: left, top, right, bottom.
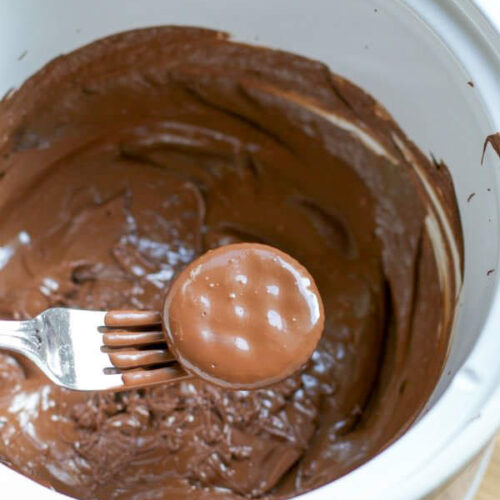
163, 243, 325, 389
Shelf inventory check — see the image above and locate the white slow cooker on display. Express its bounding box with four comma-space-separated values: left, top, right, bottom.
0, 1, 499, 499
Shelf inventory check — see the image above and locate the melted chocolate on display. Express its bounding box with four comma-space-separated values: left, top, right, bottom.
0, 27, 461, 499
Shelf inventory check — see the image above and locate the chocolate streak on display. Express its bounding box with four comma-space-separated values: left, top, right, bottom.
0, 27, 461, 499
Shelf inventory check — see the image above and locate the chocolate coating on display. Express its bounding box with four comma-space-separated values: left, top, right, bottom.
0, 27, 461, 500
103, 329, 165, 347
164, 243, 324, 389
108, 348, 175, 369
104, 310, 162, 327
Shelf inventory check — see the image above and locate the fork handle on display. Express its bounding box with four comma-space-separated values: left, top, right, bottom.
0, 318, 42, 360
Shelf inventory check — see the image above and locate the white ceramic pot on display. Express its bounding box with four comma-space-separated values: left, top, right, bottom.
0, 1, 499, 499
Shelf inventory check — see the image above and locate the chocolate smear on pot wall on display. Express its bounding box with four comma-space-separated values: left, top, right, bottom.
482, 133, 500, 163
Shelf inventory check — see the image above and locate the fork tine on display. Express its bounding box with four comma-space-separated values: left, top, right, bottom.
27, 308, 188, 392
108, 348, 175, 369
104, 310, 162, 328
103, 330, 165, 347
88, 309, 189, 390
122, 365, 190, 387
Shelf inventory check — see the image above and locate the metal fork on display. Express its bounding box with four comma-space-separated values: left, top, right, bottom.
0, 308, 189, 391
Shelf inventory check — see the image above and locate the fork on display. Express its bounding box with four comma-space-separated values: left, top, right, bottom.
0, 308, 190, 391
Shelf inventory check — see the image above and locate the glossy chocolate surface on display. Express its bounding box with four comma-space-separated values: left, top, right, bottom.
164, 243, 324, 389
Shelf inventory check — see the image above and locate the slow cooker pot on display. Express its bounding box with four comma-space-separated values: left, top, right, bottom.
0, 1, 499, 499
